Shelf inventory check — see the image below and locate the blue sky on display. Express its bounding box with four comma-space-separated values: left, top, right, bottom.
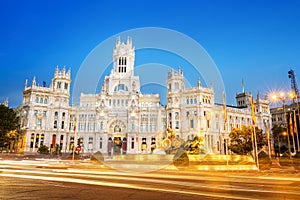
1, 0, 300, 107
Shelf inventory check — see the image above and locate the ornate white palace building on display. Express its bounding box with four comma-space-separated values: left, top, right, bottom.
20, 37, 272, 155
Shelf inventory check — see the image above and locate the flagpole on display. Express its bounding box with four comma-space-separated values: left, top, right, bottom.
265, 121, 271, 159
295, 97, 300, 152
283, 103, 292, 158
72, 114, 77, 161
222, 91, 229, 167
251, 94, 259, 168
296, 110, 300, 152
290, 113, 296, 154
253, 125, 259, 169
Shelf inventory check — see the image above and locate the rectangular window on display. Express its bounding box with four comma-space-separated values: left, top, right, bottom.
69, 136, 74, 151
61, 121, 65, 129
88, 137, 93, 151
190, 119, 194, 129
43, 111, 47, 116
100, 138, 103, 149
36, 97, 39, 103
54, 120, 57, 129
175, 121, 179, 129
175, 112, 179, 119
37, 119, 42, 129
131, 138, 135, 149
100, 121, 104, 130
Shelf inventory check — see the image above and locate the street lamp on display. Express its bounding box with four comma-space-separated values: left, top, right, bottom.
270, 92, 292, 158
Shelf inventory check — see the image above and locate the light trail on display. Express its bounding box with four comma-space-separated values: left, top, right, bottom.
1, 167, 300, 198
0, 172, 253, 200
1, 160, 300, 199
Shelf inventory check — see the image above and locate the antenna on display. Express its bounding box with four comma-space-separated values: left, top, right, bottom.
288, 69, 299, 100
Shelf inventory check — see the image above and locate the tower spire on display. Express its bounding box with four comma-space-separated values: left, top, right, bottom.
242, 79, 245, 93
197, 77, 201, 88
25, 79, 28, 89
32, 76, 36, 86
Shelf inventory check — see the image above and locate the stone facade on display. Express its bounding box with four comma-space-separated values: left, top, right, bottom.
20, 37, 272, 155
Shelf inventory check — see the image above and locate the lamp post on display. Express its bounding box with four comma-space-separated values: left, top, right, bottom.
271, 92, 292, 158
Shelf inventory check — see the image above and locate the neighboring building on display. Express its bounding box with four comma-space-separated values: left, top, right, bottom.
19, 37, 272, 155
271, 103, 299, 127
270, 102, 300, 153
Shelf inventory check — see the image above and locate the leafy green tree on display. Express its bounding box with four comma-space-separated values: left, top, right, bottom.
37, 145, 49, 154
0, 105, 20, 150
228, 125, 267, 155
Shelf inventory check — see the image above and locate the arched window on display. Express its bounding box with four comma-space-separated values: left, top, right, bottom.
30, 133, 34, 148
40, 134, 44, 146
114, 84, 128, 91
35, 134, 39, 148
114, 125, 121, 132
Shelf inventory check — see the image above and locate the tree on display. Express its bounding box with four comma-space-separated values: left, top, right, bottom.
37, 145, 49, 154
271, 123, 286, 156
228, 125, 267, 155
0, 105, 20, 151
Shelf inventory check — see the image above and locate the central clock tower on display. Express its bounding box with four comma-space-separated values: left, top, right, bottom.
103, 36, 140, 94
112, 36, 135, 77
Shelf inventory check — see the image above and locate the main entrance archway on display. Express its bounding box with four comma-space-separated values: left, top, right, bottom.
109, 120, 127, 155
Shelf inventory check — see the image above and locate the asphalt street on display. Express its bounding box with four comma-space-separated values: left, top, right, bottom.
0, 159, 300, 200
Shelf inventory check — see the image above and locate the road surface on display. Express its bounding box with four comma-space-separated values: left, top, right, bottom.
0, 159, 299, 200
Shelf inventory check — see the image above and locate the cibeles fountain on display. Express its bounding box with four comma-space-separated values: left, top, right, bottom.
98, 128, 215, 173
95, 127, 257, 173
